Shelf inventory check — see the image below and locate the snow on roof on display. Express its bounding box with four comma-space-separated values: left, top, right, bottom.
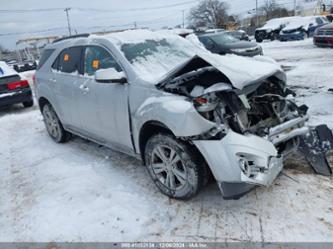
166, 28, 194, 36
282, 16, 319, 31
257, 16, 295, 30
0, 61, 18, 78
97, 29, 179, 45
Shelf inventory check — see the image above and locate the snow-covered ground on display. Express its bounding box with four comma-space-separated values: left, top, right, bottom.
1, 39, 333, 242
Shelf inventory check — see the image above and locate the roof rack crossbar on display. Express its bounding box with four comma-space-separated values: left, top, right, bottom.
52, 34, 90, 44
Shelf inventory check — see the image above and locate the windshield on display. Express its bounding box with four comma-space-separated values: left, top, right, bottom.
228, 32, 242, 39
209, 33, 239, 44
107, 30, 200, 82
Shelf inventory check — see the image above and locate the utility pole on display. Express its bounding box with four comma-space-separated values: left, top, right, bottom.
134, 22, 137, 29
64, 8, 72, 36
182, 10, 185, 28
294, 0, 297, 16
256, 0, 259, 27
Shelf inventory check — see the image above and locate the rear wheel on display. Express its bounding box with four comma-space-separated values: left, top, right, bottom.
42, 103, 70, 143
145, 134, 207, 199
23, 100, 33, 108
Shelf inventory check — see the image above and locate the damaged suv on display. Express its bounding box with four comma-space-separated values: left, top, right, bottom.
35, 30, 332, 200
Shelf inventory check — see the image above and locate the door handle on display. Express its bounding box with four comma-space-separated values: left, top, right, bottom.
79, 84, 90, 94
50, 78, 56, 83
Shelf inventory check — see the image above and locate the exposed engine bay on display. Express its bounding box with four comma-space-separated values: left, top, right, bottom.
158, 57, 333, 176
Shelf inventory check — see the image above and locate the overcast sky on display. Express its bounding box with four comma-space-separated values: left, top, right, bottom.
0, 0, 312, 49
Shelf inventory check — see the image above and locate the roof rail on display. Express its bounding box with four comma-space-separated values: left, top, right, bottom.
52, 34, 90, 44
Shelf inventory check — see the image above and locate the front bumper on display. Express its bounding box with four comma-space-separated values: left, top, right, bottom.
0, 88, 32, 107
193, 116, 308, 199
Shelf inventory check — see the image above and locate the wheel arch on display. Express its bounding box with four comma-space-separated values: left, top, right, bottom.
138, 121, 212, 181
138, 121, 174, 163
38, 96, 51, 112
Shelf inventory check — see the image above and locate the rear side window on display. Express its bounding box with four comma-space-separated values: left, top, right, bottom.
53, 47, 83, 74
37, 49, 55, 70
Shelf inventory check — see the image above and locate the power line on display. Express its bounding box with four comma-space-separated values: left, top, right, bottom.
0, 13, 182, 37
0, 0, 199, 14
0, 8, 64, 13
0, 27, 66, 36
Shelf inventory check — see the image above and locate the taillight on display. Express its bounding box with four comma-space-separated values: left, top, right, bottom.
7, 80, 29, 90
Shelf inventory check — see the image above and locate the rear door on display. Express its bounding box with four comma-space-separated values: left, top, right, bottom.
52, 46, 84, 129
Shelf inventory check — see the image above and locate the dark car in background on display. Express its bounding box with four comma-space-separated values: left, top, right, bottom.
279, 16, 329, 41
255, 17, 292, 42
0, 61, 33, 109
313, 22, 333, 47
197, 32, 263, 57
13, 60, 38, 73
226, 30, 250, 41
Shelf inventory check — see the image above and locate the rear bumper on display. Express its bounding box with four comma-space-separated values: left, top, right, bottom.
279, 33, 304, 41
313, 36, 333, 47
0, 88, 32, 107
232, 50, 262, 57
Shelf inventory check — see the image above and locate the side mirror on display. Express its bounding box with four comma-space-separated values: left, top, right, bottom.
309, 23, 314, 27
95, 68, 127, 83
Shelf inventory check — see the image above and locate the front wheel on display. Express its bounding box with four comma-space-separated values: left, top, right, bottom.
42, 103, 71, 143
145, 134, 207, 200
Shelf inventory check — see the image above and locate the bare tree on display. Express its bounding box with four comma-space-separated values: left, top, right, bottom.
188, 0, 229, 29
260, 0, 289, 20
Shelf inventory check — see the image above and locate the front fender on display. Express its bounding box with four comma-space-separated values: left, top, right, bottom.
132, 95, 216, 151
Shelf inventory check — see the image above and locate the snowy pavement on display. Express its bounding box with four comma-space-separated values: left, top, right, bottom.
1, 39, 333, 242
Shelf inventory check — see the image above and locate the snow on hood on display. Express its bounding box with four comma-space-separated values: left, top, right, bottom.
0, 61, 18, 78
181, 52, 283, 90
100, 29, 283, 90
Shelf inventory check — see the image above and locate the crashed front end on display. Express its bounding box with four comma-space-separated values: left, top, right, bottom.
158, 55, 332, 199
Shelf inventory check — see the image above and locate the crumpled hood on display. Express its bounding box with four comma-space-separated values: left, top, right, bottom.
163, 52, 285, 90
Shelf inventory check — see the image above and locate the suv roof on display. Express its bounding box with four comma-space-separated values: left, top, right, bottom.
52, 34, 90, 44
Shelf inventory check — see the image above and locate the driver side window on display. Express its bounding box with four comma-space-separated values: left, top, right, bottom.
84, 46, 122, 76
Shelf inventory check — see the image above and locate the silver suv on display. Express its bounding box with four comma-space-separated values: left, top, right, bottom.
35, 30, 332, 200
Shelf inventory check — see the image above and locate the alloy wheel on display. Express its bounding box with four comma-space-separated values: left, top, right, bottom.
150, 145, 188, 190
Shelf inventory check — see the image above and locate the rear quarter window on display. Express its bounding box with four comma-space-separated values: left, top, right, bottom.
37, 49, 55, 70
53, 46, 83, 74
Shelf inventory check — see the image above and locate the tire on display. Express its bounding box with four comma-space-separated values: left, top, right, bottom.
256, 39, 263, 43
42, 103, 71, 143
23, 100, 33, 108
144, 133, 207, 200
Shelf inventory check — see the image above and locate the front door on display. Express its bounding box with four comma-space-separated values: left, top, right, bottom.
76, 45, 132, 151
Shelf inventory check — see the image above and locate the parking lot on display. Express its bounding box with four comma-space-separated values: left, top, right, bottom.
0, 38, 333, 242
